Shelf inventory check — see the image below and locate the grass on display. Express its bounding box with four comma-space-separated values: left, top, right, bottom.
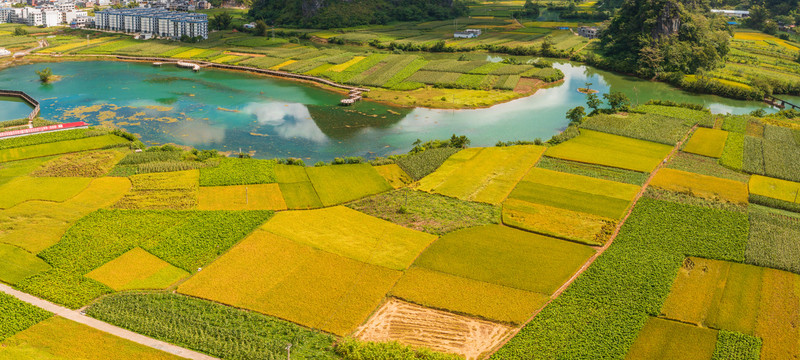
545, 129, 673, 173
625, 317, 718, 359
417, 145, 546, 204
18, 209, 272, 309
649, 168, 749, 204
86, 292, 337, 360
507, 168, 640, 220
667, 152, 750, 183
373, 164, 412, 188
0, 177, 131, 253
305, 164, 393, 206
502, 198, 615, 246
491, 197, 749, 359
0, 316, 183, 359
262, 206, 437, 270
0, 176, 92, 209
536, 156, 649, 185
414, 224, 594, 294
683, 128, 729, 158
85, 247, 189, 291
0, 243, 50, 285
581, 112, 692, 145
391, 267, 550, 324
395, 147, 460, 181
0, 134, 129, 162
30, 150, 126, 177
0, 293, 51, 342
178, 231, 401, 336
199, 158, 276, 186
346, 188, 500, 235
746, 205, 800, 274
197, 184, 287, 211
112, 170, 199, 210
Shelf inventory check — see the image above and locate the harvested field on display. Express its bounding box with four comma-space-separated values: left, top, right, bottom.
354, 298, 514, 360
683, 128, 729, 158
507, 168, 639, 219
178, 231, 401, 336
262, 206, 437, 270
0, 243, 50, 285
374, 164, 413, 188
306, 164, 392, 206
414, 224, 594, 293
0, 177, 131, 253
0, 316, 183, 359
0, 176, 92, 209
625, 317, 718, 360
85, 247, 189, 291
545, 129, 672, 173
391, 267, 549, 324
417, 145, 546, 204
30, 150, 126, 177
197, 183, 287, 210
502, 198, 614, 246
649, 169, 749, 204
111, 170, 199, 210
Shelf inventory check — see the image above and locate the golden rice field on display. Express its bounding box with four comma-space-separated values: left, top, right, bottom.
329, 56, 365, 72
39, 38, 107, 53
0, 176, 92, 209
373, 164, 413, 188
178, 231, 401, 336
502, 198, 614, 246
682, 128, 729, 158
85, 247, 189, 291
545, 130, 673, 173
734, 31, 800, 51
270, 59, 297, 70
197, 183, 287, 211
171, 48, 207, 58
625, 317, 718, 360
261, 206, 437, 270
749, 175, 800, 203
650, 168, 749, 204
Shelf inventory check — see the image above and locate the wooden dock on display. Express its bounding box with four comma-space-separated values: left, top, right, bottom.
764, 94, 800, 110
340, 89, 363, 106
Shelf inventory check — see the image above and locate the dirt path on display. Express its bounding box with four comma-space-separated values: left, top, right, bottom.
482, 125, 699, 359
0, 283, 218, 360
14, 39, 47, 57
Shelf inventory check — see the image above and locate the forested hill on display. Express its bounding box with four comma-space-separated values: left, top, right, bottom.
248, 0, 468, 28
597, 0, 730, 78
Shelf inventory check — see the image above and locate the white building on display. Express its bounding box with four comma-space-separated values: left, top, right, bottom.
454, 29, 481, 38
0, 7, 23, 23
95, 8, 207, 39
711, 9, 750, 18
62, 9, 86, 24
56, 2, 74, 12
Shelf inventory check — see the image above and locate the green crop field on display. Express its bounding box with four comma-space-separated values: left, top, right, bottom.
0, 157, 55, 187
581, 112, 692, 145
633, 104, 713, 127
414, 224, 594, 294
17, 209, 271, 309
417, 145, 545, 204
262, 206, 437, 270
683, 128, 729, 158
507, 168, 640, 220
0, 135, 129, 162
0, 293, 51, 342
0, 176, 92, 209
178, 231, 401, 336
0, 177, 131, 253
536, 156, 649, 185
199, 158, 277, 186
305, 164, 393, 206
746, 205, 800, 274
0, 243, 50, 285
391, 267, 549, 324
0, 316, 183, 359
545, 129, 673, 173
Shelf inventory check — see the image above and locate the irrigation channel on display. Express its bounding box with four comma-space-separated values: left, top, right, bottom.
0, 60, 796, 162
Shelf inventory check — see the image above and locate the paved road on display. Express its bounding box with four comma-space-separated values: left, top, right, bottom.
0, 284, 218, 360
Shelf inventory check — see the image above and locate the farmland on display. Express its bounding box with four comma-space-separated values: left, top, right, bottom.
545, 129, 673, 173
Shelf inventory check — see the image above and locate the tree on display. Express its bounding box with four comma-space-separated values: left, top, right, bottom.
514, 0, 540, 19
449, 134, 470, 148
586, 93, 602, 111
566, 106, 586, 124
254, 20, 268, 36
763, 21, 779, 35
127, 1, 138, 8
209, 11, 233, 30
747, 5, 769, 30
603, 91, 631, 111
35, 68, 53, 84
541, 35, 554, 56
13, 26, 27, 36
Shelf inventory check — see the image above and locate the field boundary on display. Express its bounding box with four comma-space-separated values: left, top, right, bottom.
482, 124, 698, 359
0, 283, 218, 360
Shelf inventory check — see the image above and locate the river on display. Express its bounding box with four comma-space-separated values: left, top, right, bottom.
0, 60, 793, 161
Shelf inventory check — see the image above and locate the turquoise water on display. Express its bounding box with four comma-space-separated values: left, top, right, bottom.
0, 60, 791, 161
0, 96, 35, 122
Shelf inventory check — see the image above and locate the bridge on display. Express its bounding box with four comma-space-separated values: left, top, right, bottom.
764, 94, 800, 110
0, 89, 40, 124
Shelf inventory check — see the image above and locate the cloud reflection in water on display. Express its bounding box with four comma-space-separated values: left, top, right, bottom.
243, 102, 328, 143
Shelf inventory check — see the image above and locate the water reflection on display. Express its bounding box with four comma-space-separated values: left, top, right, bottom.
243, 102, 328, 143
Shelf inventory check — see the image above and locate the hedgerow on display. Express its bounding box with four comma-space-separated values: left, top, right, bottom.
87, 292, 337, 360
18, 209, 272, 308
0, 292, 51, 341
492, 197, 748, 359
